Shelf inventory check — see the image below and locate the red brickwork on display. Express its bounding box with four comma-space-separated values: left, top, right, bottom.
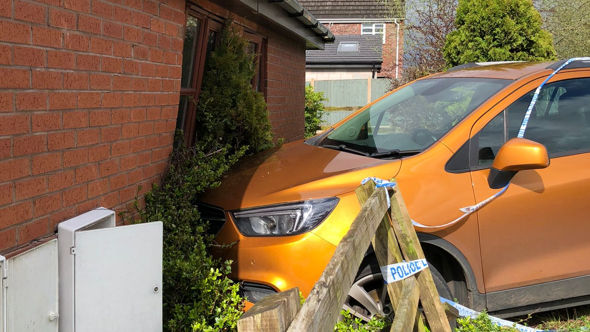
265, 30, 307, 142
326, 23, 360, 35
0, 0, 185, 253
380, 22, 404, 78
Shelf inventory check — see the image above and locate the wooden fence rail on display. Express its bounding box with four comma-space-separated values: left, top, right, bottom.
237, 180, 456, 332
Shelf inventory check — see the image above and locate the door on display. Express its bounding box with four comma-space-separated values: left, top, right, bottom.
75, 222, 163, 332
470, 75, 590, 309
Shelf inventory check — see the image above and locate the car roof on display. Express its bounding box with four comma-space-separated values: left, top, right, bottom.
429, 61, 562, 80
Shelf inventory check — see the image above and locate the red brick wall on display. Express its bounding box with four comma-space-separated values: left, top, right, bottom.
324, 22, 405, 79
327, 23, 360, 35
381, 22, 404, 79
265, 30, 307, 142
0, 0, 185, 253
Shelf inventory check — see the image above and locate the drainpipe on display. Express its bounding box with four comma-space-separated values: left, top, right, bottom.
394, 19, 400, 79
1, 255, 6, 332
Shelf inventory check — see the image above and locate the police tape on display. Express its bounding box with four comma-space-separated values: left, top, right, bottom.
439, 297, 552, 332
379, 259, 550, 332
380, 259, 428, 284
411, 57, 590, 230
361, 177, 396, 207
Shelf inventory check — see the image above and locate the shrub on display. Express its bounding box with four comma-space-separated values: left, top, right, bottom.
196, 19, 273, 152
455, 312, 519, 332
133, 18, 276, 332
140, 140, 246, 332
443, 0, 556, 68
334, 310, 387, 332
305, 85, 327, 138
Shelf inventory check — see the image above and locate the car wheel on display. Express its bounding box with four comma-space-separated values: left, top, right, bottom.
342, 256, 456, 328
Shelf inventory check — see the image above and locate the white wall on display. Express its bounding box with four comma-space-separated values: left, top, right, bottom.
306, 68, 374, 81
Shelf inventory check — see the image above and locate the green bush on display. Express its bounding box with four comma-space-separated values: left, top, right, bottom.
334, 310, 387, 332
196, 19, 273, 153
455, 312, 519, 332
140, 140, 246, 332
305, 85, 327, 138
443, 0, 556, 68
133, 18, 276, 332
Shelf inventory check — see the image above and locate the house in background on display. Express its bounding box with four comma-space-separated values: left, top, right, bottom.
299, 0, 405, 79
306, 34, 383, 81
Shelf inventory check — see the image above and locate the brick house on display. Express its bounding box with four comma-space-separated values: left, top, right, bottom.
0, 0, 332, 255
306, 34, 382, 81
299, 0, 405, 79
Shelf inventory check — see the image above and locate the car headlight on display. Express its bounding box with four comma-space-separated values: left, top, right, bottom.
232, 197, 339, 236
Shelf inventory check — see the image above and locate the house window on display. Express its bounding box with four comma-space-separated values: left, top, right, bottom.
177, 13, 222, 146
361, 23, 386, 44
176, 11, 267, 146
337, 41, 360, 53
244, 32, 266, 94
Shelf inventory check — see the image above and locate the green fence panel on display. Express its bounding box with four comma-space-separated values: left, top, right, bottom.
321, 110, 355, 126
314, 79, 368, 108
370, 79, 391, 102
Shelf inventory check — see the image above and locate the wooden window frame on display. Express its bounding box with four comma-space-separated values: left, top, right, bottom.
179, 9, 223, 146
178, 6, 268, 146
243, 32, 267, 97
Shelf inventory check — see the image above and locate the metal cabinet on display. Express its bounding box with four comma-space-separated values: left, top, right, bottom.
0, 239, 59, 332
58, 208, 163, 332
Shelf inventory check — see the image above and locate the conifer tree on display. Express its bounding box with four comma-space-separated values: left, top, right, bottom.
443, 0, 556, 68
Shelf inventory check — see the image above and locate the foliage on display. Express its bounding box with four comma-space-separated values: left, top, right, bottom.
513, 304, 590, 331
539, 0, 590, 59
304, 85, 327, 138
138, 138, 246, 332
334, 310, 387, 332
299, 291, 387, 331
384, 0, 458, 86
443, 0, 556, 68
196, 19, 273, 153
134, 18, 276, 332
455, 312, 520, 331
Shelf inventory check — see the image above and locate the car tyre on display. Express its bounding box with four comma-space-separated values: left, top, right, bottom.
342, 256, 457, 329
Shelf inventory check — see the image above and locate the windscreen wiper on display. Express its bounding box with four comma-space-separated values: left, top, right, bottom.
369, 149, 423, 159
321, 144, 370, 157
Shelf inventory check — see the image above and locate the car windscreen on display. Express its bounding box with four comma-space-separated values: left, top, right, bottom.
318, 77, 510, 158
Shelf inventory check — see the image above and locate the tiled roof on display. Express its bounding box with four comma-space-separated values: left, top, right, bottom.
306, 35, 382, 66
298, 0, 404, 20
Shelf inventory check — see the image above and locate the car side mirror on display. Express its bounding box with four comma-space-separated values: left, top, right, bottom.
488, 138, 550, 189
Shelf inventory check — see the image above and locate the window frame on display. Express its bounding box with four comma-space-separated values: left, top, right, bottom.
178, 9, 223, 146
177, 7, 268, 146
468, 74, 590, 171
361, 22, 386, 44
243, 31, 267, 95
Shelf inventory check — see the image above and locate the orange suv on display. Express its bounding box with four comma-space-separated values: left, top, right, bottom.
201, 60, 590, 320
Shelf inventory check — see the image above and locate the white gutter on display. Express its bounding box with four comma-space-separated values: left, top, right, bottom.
318, 18, 402, 23
1, 255, 7, 332
394, 19, 400, 79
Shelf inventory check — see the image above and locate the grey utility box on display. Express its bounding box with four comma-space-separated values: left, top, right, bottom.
58, 208, 163, 332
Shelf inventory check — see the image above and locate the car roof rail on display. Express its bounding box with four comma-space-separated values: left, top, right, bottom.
446, 61, 525, 72
546, 59, 590, 70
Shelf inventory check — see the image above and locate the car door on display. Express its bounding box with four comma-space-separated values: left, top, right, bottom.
470, 74, 590, 311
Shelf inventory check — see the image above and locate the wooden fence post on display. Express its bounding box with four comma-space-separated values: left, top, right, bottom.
237, 287, 301, 332
389, 187, 453, 332
367, 77, 372, 104
237, 180, 454, 332
285, 188, 390, 332
355, 182, 427, 332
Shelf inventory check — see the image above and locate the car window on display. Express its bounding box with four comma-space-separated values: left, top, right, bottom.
477, 77, 590, 165
321, 78, 510, 156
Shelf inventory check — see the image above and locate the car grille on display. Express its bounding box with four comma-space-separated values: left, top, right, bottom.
196, 202, 227, 236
